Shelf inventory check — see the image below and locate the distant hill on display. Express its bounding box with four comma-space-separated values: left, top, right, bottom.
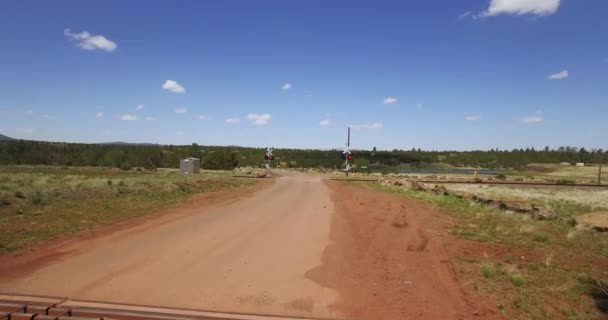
0, 134, 15, 141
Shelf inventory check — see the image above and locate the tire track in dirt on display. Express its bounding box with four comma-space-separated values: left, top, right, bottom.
305, 180, 499, 320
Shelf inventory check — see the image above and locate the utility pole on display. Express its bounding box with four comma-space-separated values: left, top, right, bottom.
599, 162, 603, 185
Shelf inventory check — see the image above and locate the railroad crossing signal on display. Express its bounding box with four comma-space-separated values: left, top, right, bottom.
342, 127, 352, 176
264, 147, 274, 177
265, 148, 274, 161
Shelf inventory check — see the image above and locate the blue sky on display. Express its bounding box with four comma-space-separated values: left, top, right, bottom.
0, 0, 606, 150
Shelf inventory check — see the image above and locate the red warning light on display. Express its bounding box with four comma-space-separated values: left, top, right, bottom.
269, 155, 274, 161
347, 154, 353, 161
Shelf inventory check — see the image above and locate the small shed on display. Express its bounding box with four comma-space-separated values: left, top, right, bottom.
576, 163, 585, 167
180, 158, 200, 174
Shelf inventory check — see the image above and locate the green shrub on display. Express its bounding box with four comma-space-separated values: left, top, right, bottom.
495, 174, 507, 180
513, 296, 526, 309
14, 191, 25, 199
510, 273, 525, 287
31, 190, 44, 206
107, 179, 113, 187
481, 263, 496, 278
118, 180, 125, 187
120, 162, 132, 171
533, 233, 549, 243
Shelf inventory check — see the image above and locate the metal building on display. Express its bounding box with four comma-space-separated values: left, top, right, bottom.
180, 158, 200, 174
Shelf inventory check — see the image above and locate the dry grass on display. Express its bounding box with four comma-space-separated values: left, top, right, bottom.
0, 165, 255, 254
369, 182, 608, 320
442, 184, 608, 212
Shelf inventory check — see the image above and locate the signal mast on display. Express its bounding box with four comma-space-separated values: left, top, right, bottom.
341, 127, 353, 176
264, 147, 274, 177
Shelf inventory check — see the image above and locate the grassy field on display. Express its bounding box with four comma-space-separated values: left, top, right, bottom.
519, 164, 604, 183
0, 166, 256, 254
443, 184, 608, 212
364, 163, 605, 184
369, 182, 608, 320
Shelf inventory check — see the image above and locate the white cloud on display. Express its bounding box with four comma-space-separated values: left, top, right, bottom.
521, 115, 544, 124
120, 114, 137, 121
480, 0, 561, 17
246, 113, 272, 126
162, 80, 186, 93
459, 11, 473, 20
95, 112, 104, 118
226, 117, 241, 124
42, 114, 56, 120
383, 97, 398, 104
465, 115, 481, 121
281, 83, 292, 91
136, 104, 144, 111
199, 115, 207, 120
145, 116, 157, 121
350, 122, 383, 130
64, 29, 117, 52
174, 107, 188, 114
320, 119, 333, 126
547, 70, 568, 80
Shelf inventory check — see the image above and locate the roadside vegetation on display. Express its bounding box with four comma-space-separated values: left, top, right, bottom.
443, 184, 608, 211
370, 182, 608, 320
0, 165, 256, 254
1, 139, 605, 171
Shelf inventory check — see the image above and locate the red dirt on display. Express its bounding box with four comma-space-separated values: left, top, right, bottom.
306, 180, 501, 320
0, 180, 270, 282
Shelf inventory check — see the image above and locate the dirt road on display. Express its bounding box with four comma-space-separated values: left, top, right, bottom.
0, 172, 492, 319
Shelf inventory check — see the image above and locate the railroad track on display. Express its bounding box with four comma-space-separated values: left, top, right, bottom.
0, 294, 325, 320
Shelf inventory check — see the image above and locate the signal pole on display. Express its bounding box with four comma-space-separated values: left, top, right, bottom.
342, 127, 352, 176
265, 147, 274, 177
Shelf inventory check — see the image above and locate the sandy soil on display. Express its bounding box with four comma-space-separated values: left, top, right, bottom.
306, 181, 499, 320
0, 173, 338, 319
0, 172, 498, 319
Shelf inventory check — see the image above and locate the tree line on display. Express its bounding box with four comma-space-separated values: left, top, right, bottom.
0, 140, 605, 170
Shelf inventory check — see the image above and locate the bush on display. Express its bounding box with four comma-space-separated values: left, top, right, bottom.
510, 273, 525, 287
495, 174, 507, 180
202, 150, 239, 170
120, 162, 132, 171
533, 233, 549, 243
107, 179, 113, 187
14, 191, 25, 199
31, 190, 44, 206
481, 263, 496, 278
117, 180, 125, 187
